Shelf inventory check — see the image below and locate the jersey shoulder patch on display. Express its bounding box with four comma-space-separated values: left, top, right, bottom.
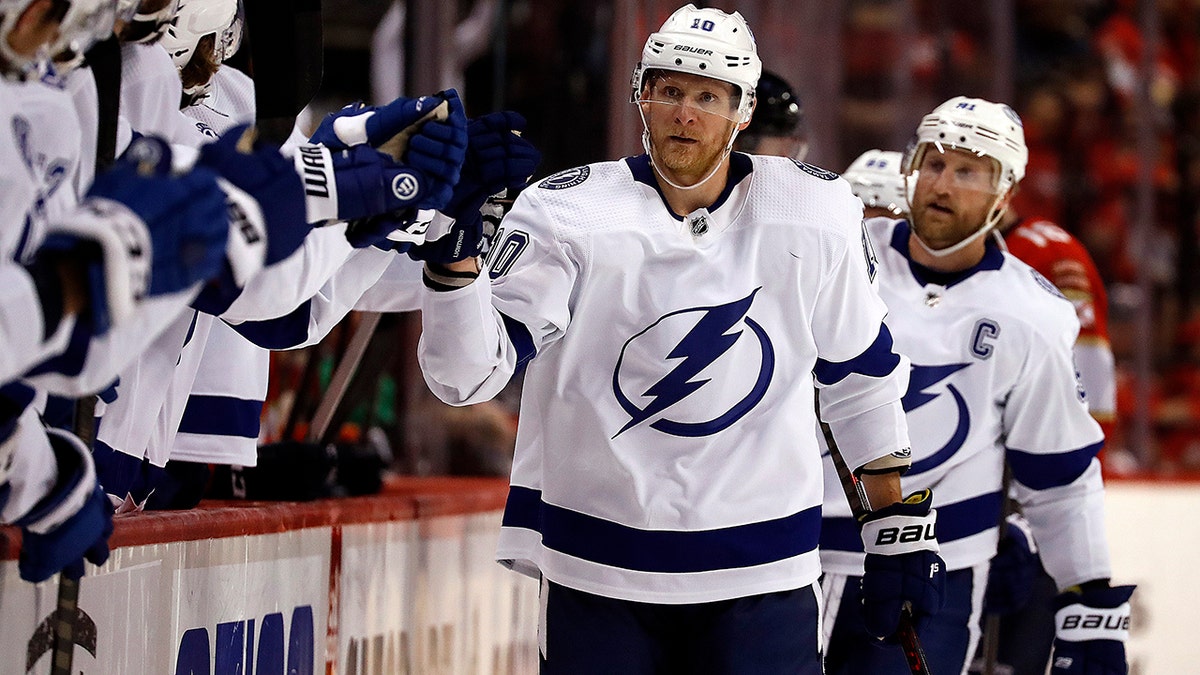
790, 159, 839, 181
538, 166, 590, 191
1029, 268, 1067, 300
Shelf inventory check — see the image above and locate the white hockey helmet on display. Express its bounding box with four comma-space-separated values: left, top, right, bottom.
902, 96, 1028, 196
903, 96, 1029, 256
160, 0, 238, 69
117, 0, 180, 44
844, 149, 907, 216
630, 3, 762, 124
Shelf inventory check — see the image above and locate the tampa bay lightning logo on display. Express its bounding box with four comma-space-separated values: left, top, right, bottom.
612, 288, 774, 438
902, 363, 971, 474
790, 159, 838, 181
538, 166, 590, 190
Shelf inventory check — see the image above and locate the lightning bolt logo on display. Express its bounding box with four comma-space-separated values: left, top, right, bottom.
902, 363, 970, 411
612, 288, 774, 438
902, 363, 973, 474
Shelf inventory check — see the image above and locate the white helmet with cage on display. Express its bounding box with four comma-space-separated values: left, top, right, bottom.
844, 149, 907, 217
629, 3, 762, 124
902, 96, 1028, 256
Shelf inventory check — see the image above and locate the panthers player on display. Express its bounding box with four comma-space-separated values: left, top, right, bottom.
819, 96, 1133, 674
843, 148, 907, 219
416, 5, 943, 672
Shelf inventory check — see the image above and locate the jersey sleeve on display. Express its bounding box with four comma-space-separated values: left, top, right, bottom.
25, 287, 199, 396
418, 188, 577, 406
811, 206, 910, 472
1004, 313, 1110, 588
228, 246, 399, 350
219, 224, 355, 323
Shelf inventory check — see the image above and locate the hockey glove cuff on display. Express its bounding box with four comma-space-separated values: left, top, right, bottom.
1050, 582, 1134, 674
859, 489, 945, 640
16, 428, 114, 582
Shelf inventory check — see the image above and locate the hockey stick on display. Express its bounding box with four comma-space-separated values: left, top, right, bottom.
978, 464, 1014, 675
304, 100, 450, 444
47, 35, 125, 675
245, 0, 323, 144
816, 392, 933, 675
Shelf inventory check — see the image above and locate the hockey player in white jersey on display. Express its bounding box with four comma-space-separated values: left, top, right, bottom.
416, 5, 943, 672
819, 97, 1134, 675
0, 0, 240, 583
843, 148, 907, 219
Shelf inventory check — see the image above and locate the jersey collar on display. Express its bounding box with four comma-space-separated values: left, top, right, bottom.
890, 219, 1005, 288
625, 152, 753, 221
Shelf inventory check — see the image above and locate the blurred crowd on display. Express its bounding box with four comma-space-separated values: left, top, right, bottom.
271, 0, 1200, 478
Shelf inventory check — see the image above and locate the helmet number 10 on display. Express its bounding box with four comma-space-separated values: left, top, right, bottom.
691, 19, 716, 31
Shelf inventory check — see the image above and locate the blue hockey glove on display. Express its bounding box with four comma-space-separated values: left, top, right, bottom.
1050, 583, 1134, 675
343, 211, 424, 251
308, 90, 468, 217
16, 428, 115, 582
408, 211, 486, 265
408, 112, 538, 264
859, 489, 945, 640
293, 141, 455, 225
42, 136, 228, 332
443, 111, 541, 222
984, 513, 1040, 615
310, 94, 445, 150
196, 124, 310, 266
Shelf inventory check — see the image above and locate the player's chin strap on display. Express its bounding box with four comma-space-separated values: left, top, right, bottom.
637, 104, 742, 192
911, 193, 1010, 259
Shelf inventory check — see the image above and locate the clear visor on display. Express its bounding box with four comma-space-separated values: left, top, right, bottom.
636, 73, 744, 124
905, 143, 1006, 204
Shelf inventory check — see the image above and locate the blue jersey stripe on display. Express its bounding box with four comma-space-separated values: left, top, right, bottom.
229, 299, 314, 350
178, 395, 263, 438
820, 491, 1004, 553
502, 485, 820, 574
1007, 440, 1103, 490
813, 324, 901, 385
499, 312, 537, 368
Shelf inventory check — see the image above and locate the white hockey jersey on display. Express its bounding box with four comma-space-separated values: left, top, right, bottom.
819, 217, 1111, 590
419, 154, 912, 604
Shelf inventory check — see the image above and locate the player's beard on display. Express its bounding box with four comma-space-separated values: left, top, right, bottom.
909, 194, 992, 251
648, 120, 735, 186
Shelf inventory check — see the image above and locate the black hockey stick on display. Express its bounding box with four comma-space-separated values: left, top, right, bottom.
245, 0, 323, 144
816, 393, 933, 674
47, 34, 124, 675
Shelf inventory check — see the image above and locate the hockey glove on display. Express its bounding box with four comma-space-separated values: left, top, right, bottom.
16, 428, 114, 582
196, 124, 309, 267
443, 111, 541, 223
859, 489, 945, 640
984, 512, 1040, 615
309, 90, 468, 215
41, 136, 228, 333
1050, 582, 1134, 675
